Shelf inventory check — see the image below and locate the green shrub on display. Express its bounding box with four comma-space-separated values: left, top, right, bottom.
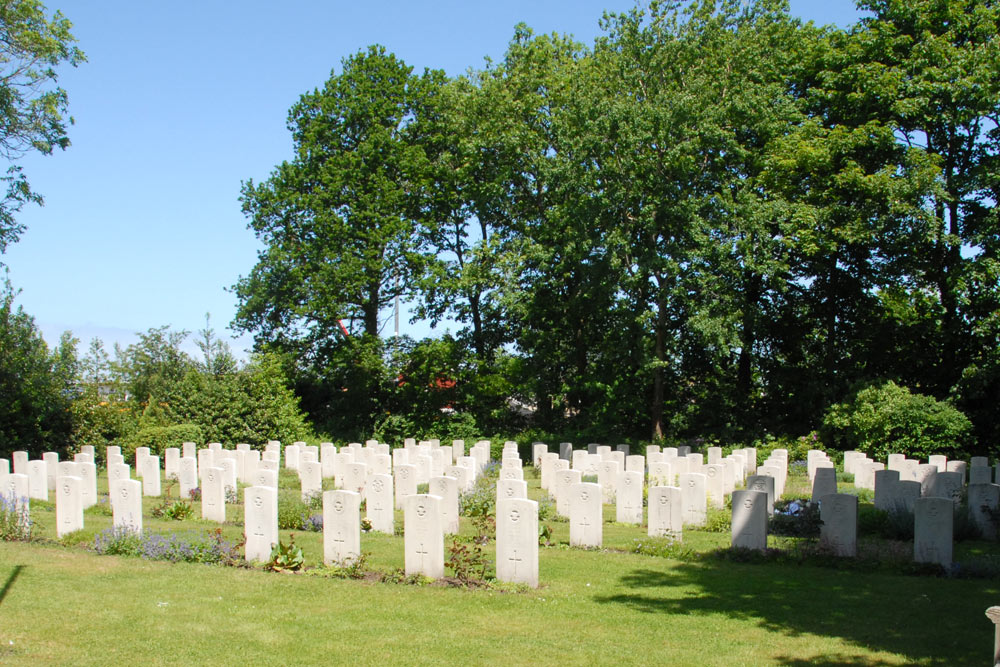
821, 381, 973, 460
69, 393, 138, 462
122, 423, 203, 460
277, 494, 311, 530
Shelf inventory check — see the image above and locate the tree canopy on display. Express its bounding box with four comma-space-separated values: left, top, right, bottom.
233, 0, 1000, 452
0, 0, 84, 254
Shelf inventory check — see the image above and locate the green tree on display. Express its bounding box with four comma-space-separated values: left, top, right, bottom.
0, 277, 75, 455
235, 45, 444, 344
113, 326, 194, 406
0, 0, 84, 253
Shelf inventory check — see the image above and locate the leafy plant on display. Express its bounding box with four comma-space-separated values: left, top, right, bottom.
821, 381, 974, 461
267, 536, 304, 572
446, 536, 492, 585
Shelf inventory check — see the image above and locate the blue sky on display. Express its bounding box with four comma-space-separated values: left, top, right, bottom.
2, 0, 861, 360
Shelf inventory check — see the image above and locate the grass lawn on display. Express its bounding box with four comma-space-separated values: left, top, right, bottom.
0, 464, 997, 665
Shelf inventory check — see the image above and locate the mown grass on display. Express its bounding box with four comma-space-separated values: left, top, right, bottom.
0, 464, 997, 665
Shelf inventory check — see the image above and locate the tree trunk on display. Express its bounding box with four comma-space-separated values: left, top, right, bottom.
651, 291, 667, 441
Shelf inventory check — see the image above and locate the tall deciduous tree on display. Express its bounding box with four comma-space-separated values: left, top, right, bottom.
235, 46, 444, 348
0, 0, 84, 254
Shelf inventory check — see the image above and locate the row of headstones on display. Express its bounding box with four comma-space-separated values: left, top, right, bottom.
536, 445, 764, 508
733, 488, 958, 567
239, 486, 541, 587
844, 450, 998, 492
840, 449, 1000, 545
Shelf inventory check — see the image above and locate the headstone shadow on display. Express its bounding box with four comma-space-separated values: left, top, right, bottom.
593, 563, 995, 666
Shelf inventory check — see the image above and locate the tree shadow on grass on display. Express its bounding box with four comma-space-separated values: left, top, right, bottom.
594, 561, 998, 666
0, 565, 25, 606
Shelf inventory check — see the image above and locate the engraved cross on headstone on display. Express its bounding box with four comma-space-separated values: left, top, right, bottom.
509, 549, 522, 576
416, 543, 429, 568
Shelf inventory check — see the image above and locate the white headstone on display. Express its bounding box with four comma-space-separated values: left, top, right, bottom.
819, 493, 857, 557
598, 460, 620, 504
366, 473, 394, 535
429, 475, 460, 535
680, 472, 707, 527
284, 444, 301, 471
532, 443, 548, 467
56, 475, 83, 537
323, 489, 362, 565
745, 474, 775, 515
135, 447, 150, 477
971, 466, 993, 485
569, 482, 602, 548
253, 468, 278, 489
554, 469, 583, 518
344, 462, 368, 496
108, 462, 130, 484
874, 469, 901, 511
500, 467, 524, 482
496, 498, 539, 588
111, 478, 143, 532
811, 466, 837, 502
27, 460, 47, 501
497, 479, 528, 502
648, 461, 673, 488
648, 486, 682, 538
79, 462, 97, 509
42, 452, 58, 490
928, 454, 947, 473
197, 448, 214, 481
405, 494, 445, 579
142, 455, 161, 497
299, 460, 323, 501
929, 471, 964, 504
321, 444, 338, 479
244, 486, 278, 562
3, 473, 29, 515
201, 466, 226, 522
394, 464, 417, 510
11, 451, 28, 475
164, 448, 180, 480
178, 456, 198, 499
704, 464, 725, 509
731, 490, 767, 551
914, 497, 953, 568
616, 470, 643, 524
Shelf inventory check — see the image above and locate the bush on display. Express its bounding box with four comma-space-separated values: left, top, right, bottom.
821, 381, 973, 460
122, 423, 204, 460
68, 392, 138, 461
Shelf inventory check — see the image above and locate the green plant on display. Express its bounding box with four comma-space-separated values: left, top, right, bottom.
267, 536, 304, 572
151, 497, 193, 521
821, 381, 974, 461
446, 536, 492, 585
631, 537, 696, 560
277, 494, 311, 530
325, 551, 370, 579
704, 507, 732, 533
538, 523, 553, 546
